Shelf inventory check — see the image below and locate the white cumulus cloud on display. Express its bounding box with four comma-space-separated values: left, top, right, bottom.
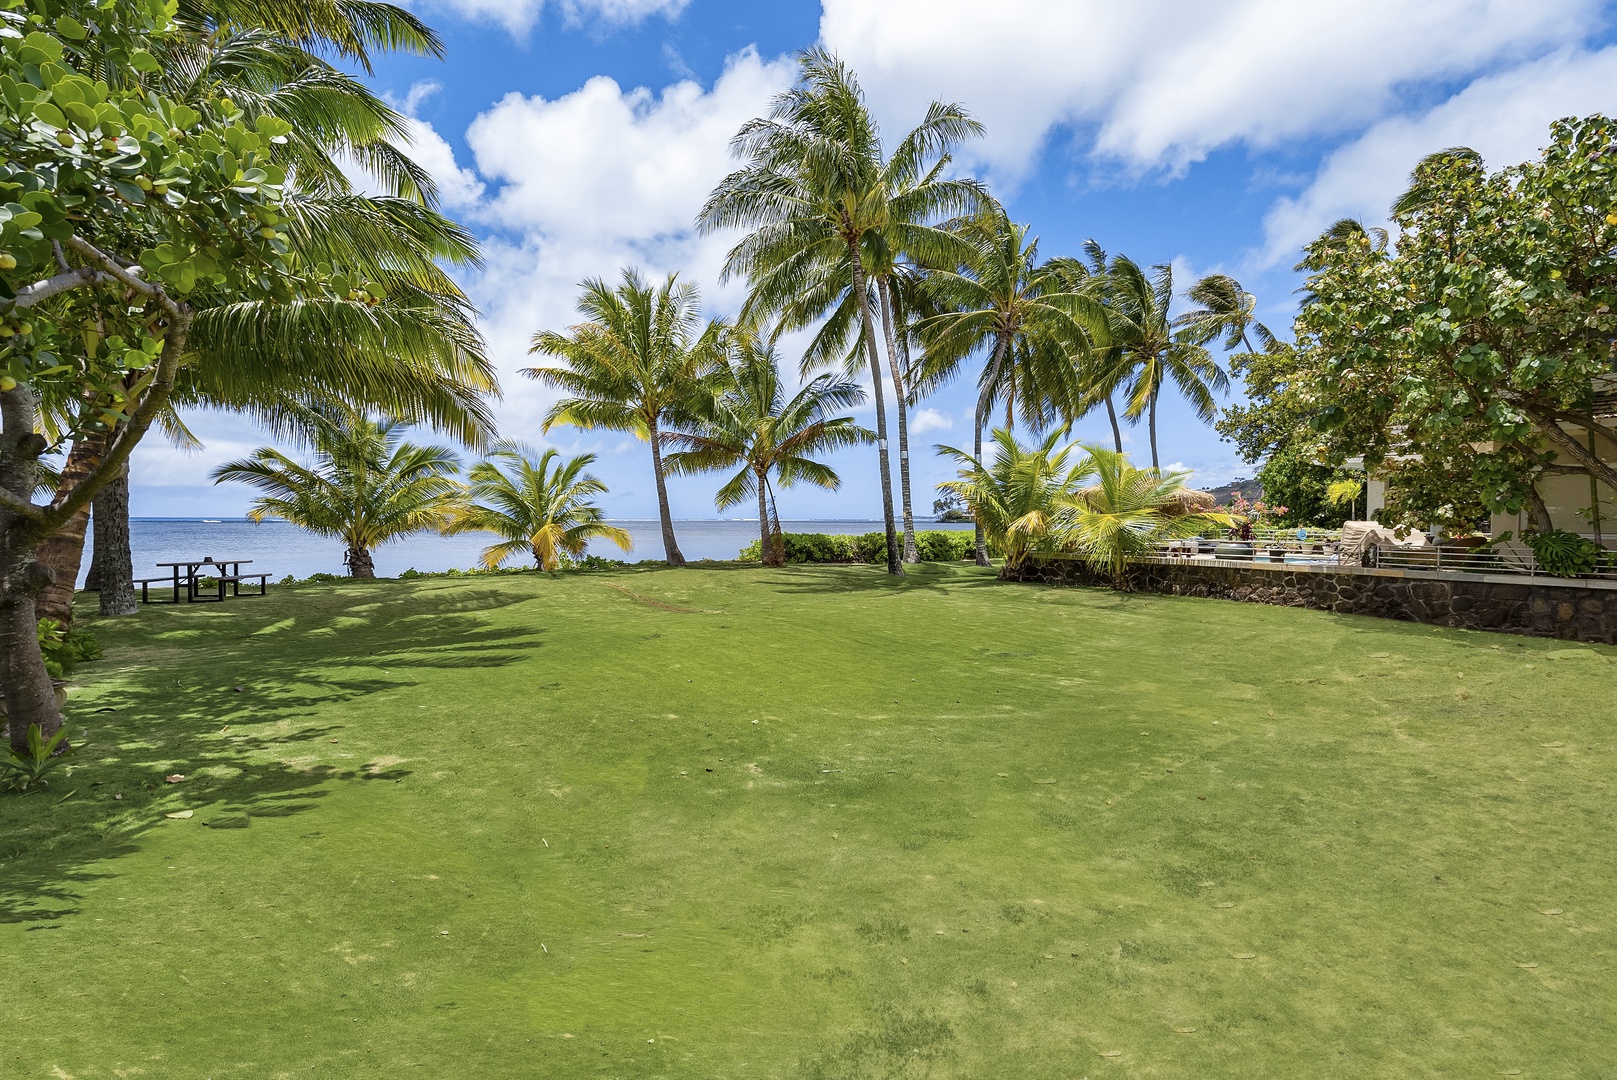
410, 0, 688, 38
1261, 45, 1617, 263
909, 408, 954, 435
819, 0, 1601, 180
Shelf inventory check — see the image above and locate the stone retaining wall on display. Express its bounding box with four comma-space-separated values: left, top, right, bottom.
1009, 556, 1617, 644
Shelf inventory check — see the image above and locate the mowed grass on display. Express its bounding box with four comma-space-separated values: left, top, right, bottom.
2, 563, 1614, 1078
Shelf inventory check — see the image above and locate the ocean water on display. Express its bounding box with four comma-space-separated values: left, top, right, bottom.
82, 518, 975, 584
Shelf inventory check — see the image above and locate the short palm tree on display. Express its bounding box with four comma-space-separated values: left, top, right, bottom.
935, 426, 1090, 575
526, 268, 726, 568
916, 203, 1106, 564
448, 444, 631, 571
1088, 254, 1229, 469
1063, 447, 1235, 588
211, 409, 461, 577
663, 334, 873, 566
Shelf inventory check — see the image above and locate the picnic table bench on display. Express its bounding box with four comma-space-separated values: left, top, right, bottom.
135, 558, 270, 604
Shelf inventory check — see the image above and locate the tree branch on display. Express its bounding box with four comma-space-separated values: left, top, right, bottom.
11, 265, 113, 308
41, 307, 193, 531
1525, 404, 1617, 493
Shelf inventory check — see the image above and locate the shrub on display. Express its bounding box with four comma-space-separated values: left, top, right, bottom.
737, 530, 975, 564
1, 723, 73, 792
1524, 529, 1603, 577
36, 620, 101, 679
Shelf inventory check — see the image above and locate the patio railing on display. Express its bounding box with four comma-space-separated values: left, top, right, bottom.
1144, 533, 1617, 583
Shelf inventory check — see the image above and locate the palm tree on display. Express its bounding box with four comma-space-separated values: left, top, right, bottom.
211, 408, 462, 577
1173, 273, 1274, 354
698, 47, 982, 576
1063, 447, 1235, 588
526, 268, 725, 568
448, 445, 631, 571
914, 203, 1106, 565
664, 333, 873, 566
1087, 254, 1229, 470
935, 426, 1089, 575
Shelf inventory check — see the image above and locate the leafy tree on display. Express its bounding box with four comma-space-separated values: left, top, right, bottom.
699, 47, 982, 576
448, 445, 630, 571
1215, 342, 1356, 527
1064, 447, 1235, 588
935, 426, 1089, 575
526, 268, 726, 568
664, 333, 873, 566
915, 204, 1105, 565
0, 0, 381, 745
1296, 117, 1617, 531
29, 1, 491, 625
1083, 253, 1228, 469
212, 410, 461, 577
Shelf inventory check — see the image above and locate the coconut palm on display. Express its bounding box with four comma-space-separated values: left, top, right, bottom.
698, 47, 982, 576
935, 426, 1090, 575
1086, 254, 1229, 470
1063, 447, 1235, 588
526, 269, 726, 568
211, 408, 462, 577
664, 333, 873, 566
1173, 273, 1275, 354
914, 204, 1106, 565
448, 445, 631, 571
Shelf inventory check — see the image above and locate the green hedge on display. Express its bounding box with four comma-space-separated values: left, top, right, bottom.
738, 529, 977, 564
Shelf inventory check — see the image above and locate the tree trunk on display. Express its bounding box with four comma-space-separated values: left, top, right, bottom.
647, 417, 685, 567
756, 470, 783, 568
345, 546, 375, 578
1147, 390, 1160, 470
972, 394, 990, 568
1, 384, 63, 752
82, 516, 103, 592
849, 254, 901, 576
94, 464, 136, 616
1526, 483, 1554, 534
877, 279, 917, 563
1105, 394, 1123, 453
34, 429, 112, 625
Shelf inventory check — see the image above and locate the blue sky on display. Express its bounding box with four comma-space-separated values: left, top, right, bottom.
141, 0, 1617, 519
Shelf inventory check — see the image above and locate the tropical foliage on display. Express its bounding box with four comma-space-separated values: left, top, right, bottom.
212, 410, 461, 578
1063, 448, 1235, 588
935, 427, 1092, 574
664, 332, 873, 565
526, 268, 726, 568
1292, 115, 1617, 530
698, 48, 983, 575
449, 445, 631, 571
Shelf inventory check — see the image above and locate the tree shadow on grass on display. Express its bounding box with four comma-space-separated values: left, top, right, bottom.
0, 581, 548, 927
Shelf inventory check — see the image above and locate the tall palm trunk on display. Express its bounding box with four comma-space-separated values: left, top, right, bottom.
1147, 389, 1160, 470
755, 467, 784, 568
92, 463, 137, 616
972, 336, 1008, 569
647, 417, 685, 567
849, 253, 901, 576
34, 429, 113, 624
1104, 394, 1123, 453
876, 279, 917, 562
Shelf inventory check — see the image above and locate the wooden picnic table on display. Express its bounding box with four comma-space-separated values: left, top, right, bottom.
138, 558, 269, 604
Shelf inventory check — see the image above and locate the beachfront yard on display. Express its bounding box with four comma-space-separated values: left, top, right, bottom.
3, 565, 1613, 1077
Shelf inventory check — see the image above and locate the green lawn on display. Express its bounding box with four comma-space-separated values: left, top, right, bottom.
2, 564, 1614, 1078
